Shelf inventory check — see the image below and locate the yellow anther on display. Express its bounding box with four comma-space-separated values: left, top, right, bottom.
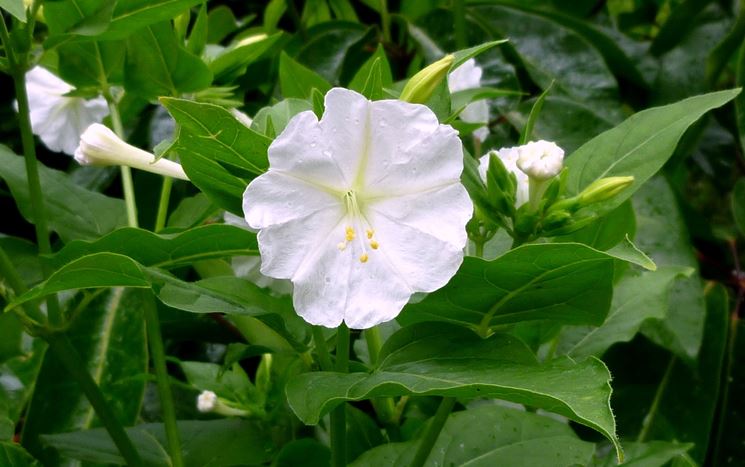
359, 253, 369, 263
345, 226, 355, 241
366, 229, 374, 239
337, 242, 347, 251
370, 240, 379, 250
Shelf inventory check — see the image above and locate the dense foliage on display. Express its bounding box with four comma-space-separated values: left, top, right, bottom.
1, 0, 745, 466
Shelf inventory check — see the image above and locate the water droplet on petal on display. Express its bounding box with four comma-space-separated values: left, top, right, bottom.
323, 150, 332, 157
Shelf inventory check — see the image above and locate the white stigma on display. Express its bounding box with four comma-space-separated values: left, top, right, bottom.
337, 191, 380, 263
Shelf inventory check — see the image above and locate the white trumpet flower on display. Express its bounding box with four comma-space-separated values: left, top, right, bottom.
478, 147, 530, 207
243, 88, 472, 329
75, 123, 188, 180
24, 66, 109, 155
448, 59, 489, 142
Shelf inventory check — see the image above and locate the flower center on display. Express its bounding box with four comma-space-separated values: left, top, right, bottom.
336, 190, 379, 263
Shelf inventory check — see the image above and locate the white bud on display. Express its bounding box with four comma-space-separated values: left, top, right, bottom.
516, 140, 564, 181
196, 390, 217, 413
75, 123, 188, 180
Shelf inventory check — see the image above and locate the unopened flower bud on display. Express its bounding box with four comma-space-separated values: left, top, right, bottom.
197, 390, 217, 413
517, 140, 564, 181
399, 54, 454, 104
75, 123, 188, 180
579, 176, 635, 205
196, 390, 251, 417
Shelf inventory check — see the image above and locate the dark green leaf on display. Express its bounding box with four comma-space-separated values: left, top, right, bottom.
100, 0, 205, 40
274, 439, 330, 467
591, 441, 692, 467
733, 178, 745, 237
207, 6, 238, 43
279, 51, 332, 99
186, 3, 209, 56
209, 33, 283, 81
0, 0, 25, 23
400, 243, 615, 334
287, 323, 621, 459
737, 41, 745, 157
0, 146, 127, 242
56, 41, 125, 88
0, 442, 41, 466
348, 43, 392, 92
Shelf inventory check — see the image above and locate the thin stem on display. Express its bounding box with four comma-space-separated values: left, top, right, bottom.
142, 292, 183, 467
380, 0, 391, 43
453, 0, 467, 49
105, 95, 138, 228
330, 324, 350, 467
154, 176, 174, 232
364, 326, 383, 366
312, 326, 333, 371
2, 15, 62, 326
474, 240, 485, 258
637, 355, 675, 442
365, 326, 397, 429
411, 397, 456, 467
712, 312, 739, 465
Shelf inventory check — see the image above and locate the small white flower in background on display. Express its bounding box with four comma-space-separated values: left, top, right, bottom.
243, 88, 472, 329
448, 58, 489, 142
24, 66, 109, 155
478, 147, 530, 207
223, 212, 293, 296
75, 123, 189, 180
516, 140, 564, 181
197, 390, 217, 413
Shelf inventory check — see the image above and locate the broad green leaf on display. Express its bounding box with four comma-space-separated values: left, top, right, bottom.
556, 267, 692, 359
263, 0, 287, 33
633, 176, 705, 360
450, 39, 509, 70
556, 201, 636, 251
565, 89, 740, 214
733, 178, 745, 237
56, 40, 125, 88
251, 98, 314, 137
0, 442, 41, 466
42, 419, 275, 466
279, 51, 333, 99
161, 97, 271, 214
605, 236, 657, 271
400, 243, 615, 334
50, 224, 257, 270
99, 0, 205, 40
274, 439, 330, 467
43, 0, 113, 37
0, 335, 45, 426
209, 32, 283, 81
179, 361, 257, 406
352, 404, 595, 467
346, 405, 386, 462
166, 193, 218, 230
0, 146, 126, 242
125, 21, 212, 99
287, 323, 621, 459
348, 43, 392, 92
0, 0, 25, 23
22, 288, 147, 465
650, 0, 714, 56
207, 6, 239, 43
591, 441, 693, 467
186, 3, 208, 56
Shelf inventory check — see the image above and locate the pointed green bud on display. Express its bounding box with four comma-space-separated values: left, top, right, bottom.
579, 176, 635, 205
399, 54, 454, 104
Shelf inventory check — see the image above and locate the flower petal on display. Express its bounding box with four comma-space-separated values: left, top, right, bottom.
367, 183, 472, 247
243, 171, 341, 229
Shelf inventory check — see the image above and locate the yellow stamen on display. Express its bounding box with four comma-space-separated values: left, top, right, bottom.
345, 226, 355, 241
366, 229, 374, 239
370, 240, 379, 250
359, 253, 369, 263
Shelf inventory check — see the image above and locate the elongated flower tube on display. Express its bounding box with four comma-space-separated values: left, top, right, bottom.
478, 147, 529, 207
24, 66, 109, 155
75, 123, 188, 180
449, 59, 489, 142
243, 88, 472, 329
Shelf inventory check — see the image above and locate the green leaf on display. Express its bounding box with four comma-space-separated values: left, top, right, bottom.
274, 439, 330, 467
279, 51, 333, 99
207, 6, 239, 43
186, 3, 209, 56
50, 224, 257, 270
734, 178, 745, 237
400, 243, 615, 334
100, 0, 205, 40
738, 42, 745, 156
450, 39, 509, 71
56, 40, 126, 88
161, 97, 271, 214
43, 0, 113, 37
251, 98, 314, 136
565, 89, 741, 214
0, 0, 25, 23
352, 404, 595, 467
605, 236, 657, 271
348, 43, 392, 92
0, 442, 41, 466
209, 32, 283, 81
555, 201, 636, 251
359, 58, 384, 100
287, 323, 621, 459
125, 21, 212, 99
0, 146, 127, 242
179, 361, 256, 405
519, 81, 552, 145
22, 288, 147, 465
42, 419, 275, 466
592, 441, 693, 467
557, 267, 692, 359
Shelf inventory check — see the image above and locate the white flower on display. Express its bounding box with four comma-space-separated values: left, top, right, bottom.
448, 59, 489, 142
516, 140, 564, 181
478, 147, 530, 207
230, 108, 253, 128
24, 66, 109, 155
243, 88, 472, 329
75, 123, 188, 180
197, 390, 217, 413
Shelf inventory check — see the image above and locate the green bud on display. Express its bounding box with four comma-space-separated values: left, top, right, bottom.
485, 152, 517, 217
399, 54, 454, 104
541, 210, 572, 231
579, 176, 634, 205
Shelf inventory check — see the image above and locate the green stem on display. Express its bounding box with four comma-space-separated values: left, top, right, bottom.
453, 0, 467, 49
637, 355, 675, 442
364, 326, 383, 366
365, 327, 397, 429
380, 0, 391, 43
105, 95, 138, 228
330, 324, 350, 467
411, 397, 456, 467
712, 313, 739, 465
154, 176, 174, 232
312, 326, 333, 371
142, 292, 183, 467
474, 240, 485, 258
1, 16, 62, 326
